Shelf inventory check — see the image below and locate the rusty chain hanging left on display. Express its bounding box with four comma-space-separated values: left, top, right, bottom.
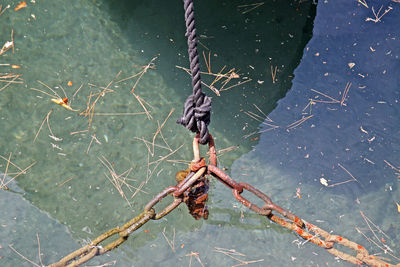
48, 140, 209, 267
48, 134, 400, 267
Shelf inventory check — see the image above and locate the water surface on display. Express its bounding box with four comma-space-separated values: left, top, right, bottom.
1, 0, 398, 266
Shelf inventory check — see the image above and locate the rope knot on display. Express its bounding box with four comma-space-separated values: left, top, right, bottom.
178, 0, 212, 145
177, 92, 211, 144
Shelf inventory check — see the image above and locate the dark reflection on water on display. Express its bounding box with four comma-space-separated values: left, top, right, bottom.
242, 0, 399, 197
101, 0, 316, 153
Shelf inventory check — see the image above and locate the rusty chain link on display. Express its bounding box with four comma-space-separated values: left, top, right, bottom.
48, 139, 208, 267
48, 134, 399, 267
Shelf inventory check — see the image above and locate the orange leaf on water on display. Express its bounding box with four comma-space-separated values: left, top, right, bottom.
14, 1, 27, 11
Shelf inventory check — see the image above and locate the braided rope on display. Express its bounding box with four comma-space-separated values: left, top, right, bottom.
177, 0, 212, 145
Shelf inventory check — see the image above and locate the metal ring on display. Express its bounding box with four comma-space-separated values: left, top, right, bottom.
173, 167, 206, 197
144, 186, 177, 212
233, 182, 273, 216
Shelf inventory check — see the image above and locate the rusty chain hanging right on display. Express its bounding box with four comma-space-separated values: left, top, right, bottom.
47, 0, 399, 265
48, 134, 400, 267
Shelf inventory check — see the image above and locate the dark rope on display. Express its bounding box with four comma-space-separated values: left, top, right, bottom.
177, 0, 212, 145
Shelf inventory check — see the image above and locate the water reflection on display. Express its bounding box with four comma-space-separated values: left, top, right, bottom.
101, 0, 316, 152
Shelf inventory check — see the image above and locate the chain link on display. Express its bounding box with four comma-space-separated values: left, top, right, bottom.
48, 135, 400, 267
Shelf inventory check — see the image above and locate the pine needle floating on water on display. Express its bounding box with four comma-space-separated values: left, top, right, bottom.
0, 30, 14, 56
99, 155, 147, 207
237, 2, 265, 14
325, 163, 360, 188
356, 211, 400, 261
0, 72, 23, 92
270, 65, 278, 83
309, 82, 352, 106
214, 247, 264, 267
0, 5, 11, 16
176, 52, 251, 96
365, 5, 393, 23
357, 0, 369, 8
31, 80, 78, 111
0, 152, 36, 190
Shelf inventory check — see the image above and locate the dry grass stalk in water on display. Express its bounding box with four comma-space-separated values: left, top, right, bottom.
33, 110, 53, 142
243, 104, 279, 138
0, 73, 22, 92
270, 65, 277, 83
86, 260, 117, 267
150, 108, 174, 156
383, 160, 400, 179
72, 83, 84, 98
126, 57, 157, 120
0, 30, 13, 56
99, 156, 147, 206
357, 0, 368, 8
366, 5, 393, 23
75, 72, 149, 132
214, 247, 264, 267
129, 57, 157, 93
0, 152, 36, 190
31, 81, 78, 111
176, 54, 248, 96
0, 5, 11, 16
214, 145, 239, 158
9, 244, 40, 267
166, 159, 192, 165
309, 82, 352, 107
162, 227, 176, 253
57, 176, 75, 187
135, 108, 175, 157
286, 114, 313, 130
185, 251, 205, 267
310, 89, 340, 104
327, 163, 359, 187
136, 125, 184, 186
145, 143, 184, 184
86, 133, 102, 154
340, 82, 351, 106
8, 233, 44, 267
356, 211, 400, 262
80, 78, 117, 130
244, 104, 276, 126
132, 92, 153, 120
237, 2, 264, 14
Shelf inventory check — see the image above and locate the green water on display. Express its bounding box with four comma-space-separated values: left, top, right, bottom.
6, 0, 396, 266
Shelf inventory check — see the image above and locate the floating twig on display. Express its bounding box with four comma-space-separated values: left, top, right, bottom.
0, 153, 36, 190
366, 5, 393, 23
270, 65, 277, 84
214, 247, 264, 267
185, 251, 205, 267
162, 227, 176, 253
286, 115, 313, 130
33, 110, 53, 142
237, 2, 265, 14
357, 0, 369, 8
327, 163, 359, 187
0, 5, 11, 16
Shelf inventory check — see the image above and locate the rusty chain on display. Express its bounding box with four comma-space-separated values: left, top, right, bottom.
48, 134, 399, 267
